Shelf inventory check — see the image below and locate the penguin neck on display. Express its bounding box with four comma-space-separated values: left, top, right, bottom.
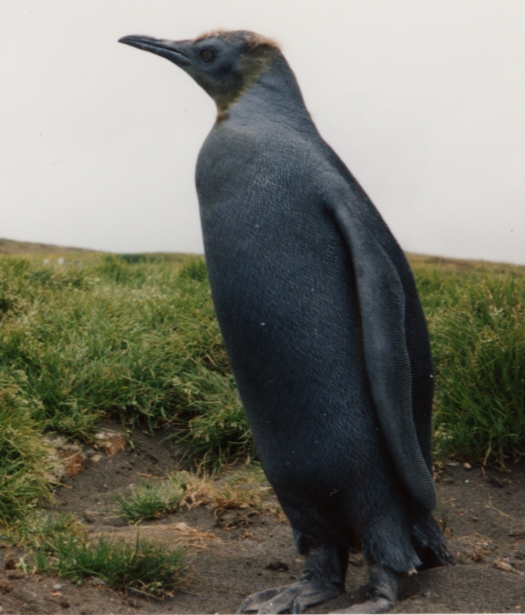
220, 55, 316, 133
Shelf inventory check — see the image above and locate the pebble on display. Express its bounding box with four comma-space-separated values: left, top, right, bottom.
3, 556, 17, 570
91, 577, 107, 586
265, 560, 289, 571
53, 583, 63, 590
83, 509, 103, 524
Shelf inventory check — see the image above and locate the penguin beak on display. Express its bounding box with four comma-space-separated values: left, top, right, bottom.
118, 35, 191, 67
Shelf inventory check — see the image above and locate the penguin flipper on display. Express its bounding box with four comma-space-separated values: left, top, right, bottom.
327, 194, 436, 511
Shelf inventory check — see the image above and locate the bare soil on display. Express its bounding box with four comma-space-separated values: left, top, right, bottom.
1, 425, 525, 614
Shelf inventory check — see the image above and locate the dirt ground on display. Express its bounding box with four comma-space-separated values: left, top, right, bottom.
1, 424, 524, 615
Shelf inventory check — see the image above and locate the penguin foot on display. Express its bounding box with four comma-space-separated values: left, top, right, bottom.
330, 564, 401, 614
237, 579, 342, 614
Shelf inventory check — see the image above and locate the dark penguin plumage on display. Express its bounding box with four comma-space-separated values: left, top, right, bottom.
119, 30, 452, 613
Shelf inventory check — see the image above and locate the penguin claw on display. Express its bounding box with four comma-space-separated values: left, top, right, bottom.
330, 597, 393, 614
237, 586, 290, 613
238, 581, 342, 613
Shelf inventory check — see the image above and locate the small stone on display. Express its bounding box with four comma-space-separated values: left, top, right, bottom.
471, 552, 484, 563
53, 584, 63, 590
94, 430, 126, 456
487, 476, 506, 488
0, 579, 13, 593
463, 462, 472, 470
91, 577, 107, 586
457, 552, 472, 565
90, 454, 103, 463
44, 436, 87, 479
83, 509, 102, 522
3, 556, 17, 570
265, 560, 289, 571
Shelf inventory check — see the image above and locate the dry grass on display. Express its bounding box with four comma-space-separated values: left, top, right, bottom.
91, 522, 218, 552
115, 464, 282, 527
178, 465, 278, 517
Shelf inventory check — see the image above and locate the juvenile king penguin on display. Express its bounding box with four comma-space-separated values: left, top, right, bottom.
119, 30, 452, 614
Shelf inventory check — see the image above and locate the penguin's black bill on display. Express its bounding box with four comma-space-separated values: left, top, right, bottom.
118, 35, 191, 66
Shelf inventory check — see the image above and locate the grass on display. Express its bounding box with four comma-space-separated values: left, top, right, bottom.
1, 246, 525, 599
115, 463, 276, 523
9, 513, 187, 597
34, 534, 187, 597
413, 263, 525, 464
178, 463, 274, 515
0, 254, 251, 460
0, 249, 525, 534
116, 476, 185, 523
0, 370, 53, 524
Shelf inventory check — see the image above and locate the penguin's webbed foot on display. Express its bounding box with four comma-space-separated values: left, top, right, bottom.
237, 579, 342, 614
330, 564, 401, 614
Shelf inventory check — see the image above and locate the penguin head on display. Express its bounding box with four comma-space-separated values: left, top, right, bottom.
119, 30, 280, 113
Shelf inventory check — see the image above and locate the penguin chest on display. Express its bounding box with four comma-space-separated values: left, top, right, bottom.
194, 127, 371, 462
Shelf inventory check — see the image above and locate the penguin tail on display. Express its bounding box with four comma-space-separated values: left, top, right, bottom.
411, 509, 454, 570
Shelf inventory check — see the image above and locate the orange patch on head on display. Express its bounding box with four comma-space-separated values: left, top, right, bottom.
195, 29, 281, 51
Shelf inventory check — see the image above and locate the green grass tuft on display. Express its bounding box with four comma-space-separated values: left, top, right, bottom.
115, 477, 185, 523
9, 513, 187, 597
7, 512, 84, 548
34, 533, 187, 597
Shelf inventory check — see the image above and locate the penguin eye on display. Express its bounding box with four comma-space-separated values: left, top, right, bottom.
200, 49, 214, 62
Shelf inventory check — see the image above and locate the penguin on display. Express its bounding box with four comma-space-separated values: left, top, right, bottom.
119, 30, 452, 614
